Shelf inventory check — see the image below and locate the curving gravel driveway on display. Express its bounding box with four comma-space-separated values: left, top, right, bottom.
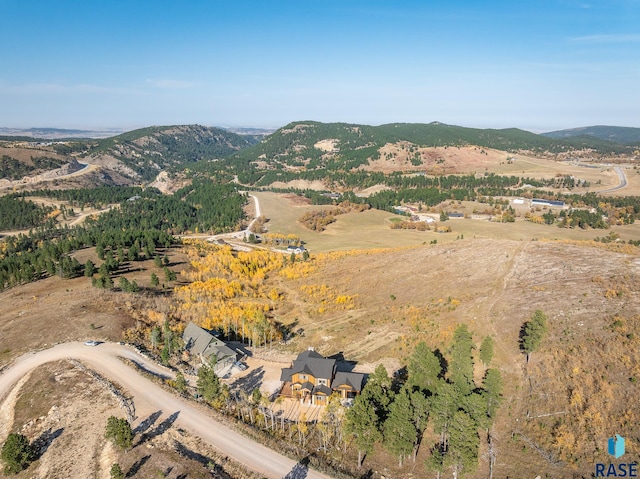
0, 342, 331, 479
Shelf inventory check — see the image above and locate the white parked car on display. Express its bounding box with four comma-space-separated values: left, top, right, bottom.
84, 340, 99, 346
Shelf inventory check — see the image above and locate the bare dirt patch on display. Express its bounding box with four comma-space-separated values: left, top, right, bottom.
3, 360, 121, 479
363, 144, 509, 174
2, 360, 256, 479
313, 139, 338, 152
0, 147, 66, 164
269, 179, 328, 191
148, 171, 189, 194
281, 193, 312, 206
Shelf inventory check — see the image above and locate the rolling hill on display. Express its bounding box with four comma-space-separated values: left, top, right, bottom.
81, 124, 260, 181
233, 121, 633, 170
225, 121, 636, 189
542, 125, 640, 145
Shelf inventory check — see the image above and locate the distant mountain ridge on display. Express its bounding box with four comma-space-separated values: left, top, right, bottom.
0, 127, 124, 139
542, 125, 640, 145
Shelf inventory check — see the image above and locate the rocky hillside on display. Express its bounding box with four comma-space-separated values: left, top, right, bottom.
82, 124, 260, 181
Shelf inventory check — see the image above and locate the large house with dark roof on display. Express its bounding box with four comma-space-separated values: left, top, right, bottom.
279, 348, 364, 406
182, 322, 239, 375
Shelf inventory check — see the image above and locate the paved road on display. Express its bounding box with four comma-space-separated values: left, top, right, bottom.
0, 342, 330, 479
598, 166, 628, 193
0, 161, 94, 191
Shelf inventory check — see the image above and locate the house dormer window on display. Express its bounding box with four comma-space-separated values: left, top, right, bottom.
299, 374, 307, 381
317, 378, 327, 386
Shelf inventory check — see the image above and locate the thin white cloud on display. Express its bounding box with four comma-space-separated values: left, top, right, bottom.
570, 33, 640, 43
0, 81, 141, 95
146, 79, 199, 89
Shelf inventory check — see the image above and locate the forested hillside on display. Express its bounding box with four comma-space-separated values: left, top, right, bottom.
0, 155, 66, 180
82, 124, 260, 180
223, 121, 635, 189
232, 121, 632, 170
543, 125, 640, 145
0, 182, 246, 290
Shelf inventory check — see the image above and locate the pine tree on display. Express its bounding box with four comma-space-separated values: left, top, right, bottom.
430, 380, 460, 454
383, 388, 417, 467
409, 388, 431, 436
407, 341, 442, 393
174, 372, 187, 394
105, 416, 133, 450
118, 276, 131, 292
365, 364, 392, 424
482, 369, 503, 420
110, 463, 125, 479
197, 362, 221, 404
449, 324, 475, 395
84, 259, 96, 277
344, 392, 383, 468
520, 309, 548, 362
479, 336, 494, 367
445, 411, 479, 477
1, 433, 35, 475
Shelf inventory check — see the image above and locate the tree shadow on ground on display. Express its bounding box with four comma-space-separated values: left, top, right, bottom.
133, 410, 162, 435
136, 411, 180, 446
128, 360, 171, 380
229, 366, 264, 395
174, 441, 223, 475
284, 456, 310, 479
126, 454, 150, 478
226, 341, 252, 358
33, 427, 64, 459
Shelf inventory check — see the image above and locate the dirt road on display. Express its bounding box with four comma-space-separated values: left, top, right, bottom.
0, 342, 331, 479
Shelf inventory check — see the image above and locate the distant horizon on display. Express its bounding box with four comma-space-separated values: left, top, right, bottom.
3, 120, 640, 138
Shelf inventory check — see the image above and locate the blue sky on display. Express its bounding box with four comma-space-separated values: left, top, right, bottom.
1, 1, 639, 132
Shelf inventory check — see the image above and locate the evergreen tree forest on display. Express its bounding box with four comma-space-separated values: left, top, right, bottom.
0, 181, 246, 291
345, 326, 502, 477
0, 196, 56, 230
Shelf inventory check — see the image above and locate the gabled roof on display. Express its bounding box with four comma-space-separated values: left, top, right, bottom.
300, 381, 315, 392
332, 371, 365, 392
203, 342, 236, 361
313, 384, 333, 396
290, 350, 336, 381
183, 322, 236, 361
280, 367, 293, 383
183, 322, 214, 356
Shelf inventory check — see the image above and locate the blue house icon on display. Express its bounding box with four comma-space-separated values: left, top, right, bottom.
608, 434, 625, 459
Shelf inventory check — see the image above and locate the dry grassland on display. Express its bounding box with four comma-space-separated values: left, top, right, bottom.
252, 191, 639, 253
0, 249, 188, 369
269, 238, 640, 477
